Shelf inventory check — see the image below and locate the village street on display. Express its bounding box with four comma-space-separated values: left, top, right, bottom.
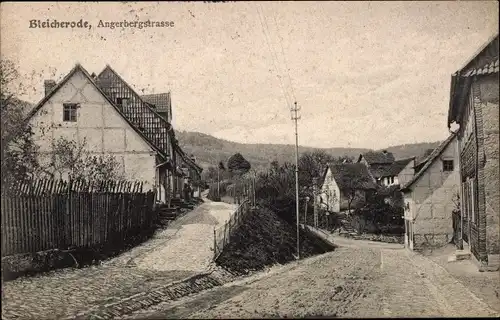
1, 197, 237, 320
126, 234, 500, 319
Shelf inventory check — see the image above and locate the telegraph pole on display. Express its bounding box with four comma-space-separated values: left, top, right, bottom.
312, 177, 318, 228
217, 166, 220, 200
291, 101, 301, 259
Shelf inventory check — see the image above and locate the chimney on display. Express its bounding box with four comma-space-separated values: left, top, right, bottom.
44, 80, 56, 96
190, 154, 196, 162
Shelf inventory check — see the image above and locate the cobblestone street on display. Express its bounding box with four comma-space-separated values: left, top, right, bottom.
128, 234, 500, 319
1, 198, 237, 320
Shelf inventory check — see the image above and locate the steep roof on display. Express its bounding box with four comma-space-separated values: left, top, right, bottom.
328, 163, 378, 191
366, 163, 393, 179
141, 92, 172, 120
382, 157, 415, 177
448, 34, 499, 127
21, 64, 162, 158
96, 66, 173, 157
358, 151, 395, 164
401, 133, 457, 192
415, 148, 434, 167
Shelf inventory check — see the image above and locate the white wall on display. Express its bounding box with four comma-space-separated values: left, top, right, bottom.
29, 68, 157, 190
319, 167, 341, 212
402, 138, 459, 250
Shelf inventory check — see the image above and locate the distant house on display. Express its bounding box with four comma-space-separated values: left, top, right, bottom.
379, 157, 415, 187
173, 143, 203, 197
447, 34, 499, 271
357, 151, 395, 185
24, 63, 201, 205
357, 151, 415, 188
400, 133, 459, 251
318, 163, 378, 213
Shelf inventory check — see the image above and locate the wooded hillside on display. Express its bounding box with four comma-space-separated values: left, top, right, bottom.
175, 130, 442, 170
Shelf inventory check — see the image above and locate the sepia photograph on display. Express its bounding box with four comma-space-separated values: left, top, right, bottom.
1, 1, 499, 319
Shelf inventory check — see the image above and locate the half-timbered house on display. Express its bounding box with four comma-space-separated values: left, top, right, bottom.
24, 63, 201, 206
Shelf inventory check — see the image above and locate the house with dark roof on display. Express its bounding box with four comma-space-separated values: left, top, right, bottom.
447, 34, 499, 271
24, 63, 202, 205
357, 151, 415, 187
357, 150, 394, 184
400, 133, 459, 251
317, 163, 378, 213
380, 157, 416, 187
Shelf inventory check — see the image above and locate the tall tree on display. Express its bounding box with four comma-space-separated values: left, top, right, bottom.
1, 59, 40, 188
227, 152, 251, 176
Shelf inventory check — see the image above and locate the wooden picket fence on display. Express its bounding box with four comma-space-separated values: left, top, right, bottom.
1, 179, 156, 257
226, 178, 256, 205
2, 179, 145, 195
213, 198, 253, 260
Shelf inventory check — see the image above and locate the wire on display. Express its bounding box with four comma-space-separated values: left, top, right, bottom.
255, 3, 293, 109
270, 8, 297, 102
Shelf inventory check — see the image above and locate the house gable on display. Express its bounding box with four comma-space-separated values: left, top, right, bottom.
398, 158, 416, 187
401, 134, 457, 192
25, 64, 158, 156
26, 65, 159, 186
319, 167, 341, 212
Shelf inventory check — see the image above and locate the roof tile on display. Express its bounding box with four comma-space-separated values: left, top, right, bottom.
361, 151, 395, 164
328, 163, 378, 190
461, 59, 500, 78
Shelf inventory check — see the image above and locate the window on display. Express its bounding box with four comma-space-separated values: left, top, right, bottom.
116, 97, 128, 109
443, 160, 454, 172
63, 103, 79, 122
470, 179, 476, 224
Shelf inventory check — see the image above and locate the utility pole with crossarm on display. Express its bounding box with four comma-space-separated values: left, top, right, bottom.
291, 101, 301, 259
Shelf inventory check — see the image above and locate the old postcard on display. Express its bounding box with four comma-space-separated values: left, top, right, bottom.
1, 1, 499, 319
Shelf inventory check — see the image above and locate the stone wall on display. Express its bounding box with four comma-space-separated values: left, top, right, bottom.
479, 74, 499, 264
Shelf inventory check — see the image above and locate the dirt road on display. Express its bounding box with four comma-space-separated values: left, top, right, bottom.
128, 235, 500, 319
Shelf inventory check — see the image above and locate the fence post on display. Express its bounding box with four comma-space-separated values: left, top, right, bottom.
223, 220, 228, 246
213, 227, 217, 259
65, 179, 72, 248
253, 176, 256, 206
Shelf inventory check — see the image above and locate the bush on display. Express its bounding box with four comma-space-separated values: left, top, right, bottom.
348, 195, 404, 235
216, 206, 335, 273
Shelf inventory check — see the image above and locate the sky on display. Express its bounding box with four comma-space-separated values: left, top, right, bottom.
1, 1, 498, 149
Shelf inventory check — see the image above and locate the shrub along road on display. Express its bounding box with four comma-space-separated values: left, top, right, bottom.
127, 235, 499, 319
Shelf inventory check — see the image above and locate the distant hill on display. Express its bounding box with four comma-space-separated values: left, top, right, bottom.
175, 130, 443, 171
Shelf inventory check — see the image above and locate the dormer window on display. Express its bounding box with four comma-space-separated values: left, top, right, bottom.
63, 103, 79, 122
